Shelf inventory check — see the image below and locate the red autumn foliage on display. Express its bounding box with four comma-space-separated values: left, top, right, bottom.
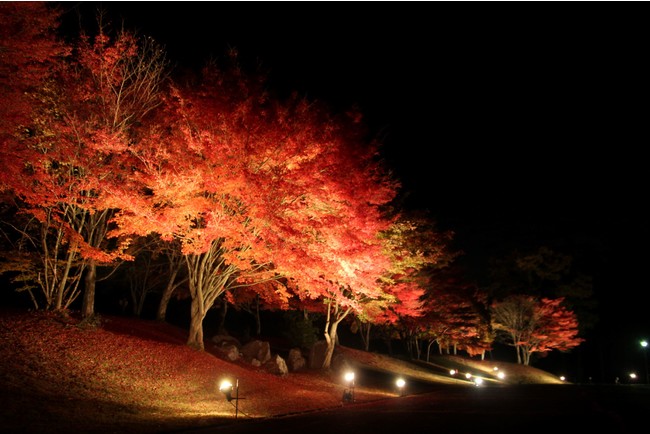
0, 2, 69, 139
492, 295, 584, 365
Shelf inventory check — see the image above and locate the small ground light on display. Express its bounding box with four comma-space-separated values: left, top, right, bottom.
474, 377, 483, 386
630, 373, 637, 379
465, 373, 472, 379
560, 376, 566, 381
497, 371, 506, 380
493, 366, 499, 371
343, 371, 355, 403
449, 369, 456, 375
396, 378, 406, 396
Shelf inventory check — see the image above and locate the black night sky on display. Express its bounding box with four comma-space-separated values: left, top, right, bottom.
57, 2, 649, 380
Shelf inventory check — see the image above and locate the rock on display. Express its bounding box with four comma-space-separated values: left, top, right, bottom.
211, 334, 241, 347
308, 340, 328, 369
215, 343, 240, 361
241, 340, 271, 364
287, 348, 306, 372
263, 354, 288, 376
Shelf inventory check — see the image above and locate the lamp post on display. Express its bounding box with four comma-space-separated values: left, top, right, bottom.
641, 340, 649, 384
219, 379, 240, 419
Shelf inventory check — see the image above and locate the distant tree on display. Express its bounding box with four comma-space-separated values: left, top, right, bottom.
282, 309, 320, 351
227, 280, 291, 337
154, 238, 188, 322
416, 279, 491, 361
491, 294, 583, 365
488, 246, 598, 333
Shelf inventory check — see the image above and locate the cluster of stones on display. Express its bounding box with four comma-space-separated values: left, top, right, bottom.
211, 337, 350, 377
211, 335, 306, 376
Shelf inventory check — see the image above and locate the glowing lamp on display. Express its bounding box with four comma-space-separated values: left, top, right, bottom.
219, 378, 240, 418
219, 380, 234, 401
395, 377, 406, 396
342, 371, 356, 403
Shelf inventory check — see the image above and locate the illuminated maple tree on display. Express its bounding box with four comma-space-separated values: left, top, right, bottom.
491, 294, 583, 365
0, 4, 168, 315
110, 57, 401, 353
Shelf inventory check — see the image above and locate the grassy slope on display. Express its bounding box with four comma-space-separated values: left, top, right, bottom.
0, 309, 562, 433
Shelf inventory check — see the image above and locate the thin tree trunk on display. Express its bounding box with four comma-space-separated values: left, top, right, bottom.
216, 298, 228, 336
254, 295, 261, 336
81, 259, 96, 319
156, 266, 180, 321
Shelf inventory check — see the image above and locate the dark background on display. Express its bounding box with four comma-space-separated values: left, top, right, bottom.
49, 2, 649, 382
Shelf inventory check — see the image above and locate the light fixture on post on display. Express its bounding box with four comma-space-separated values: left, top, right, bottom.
219, 378, 240, 419
343, 371, 355, 403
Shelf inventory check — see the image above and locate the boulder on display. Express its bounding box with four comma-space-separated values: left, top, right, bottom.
211, 334, 241, 348
263, 354, 288, 376
308, 340, 328, 369
215, 344, 240, 361
287, 348, 306, 372
241, 340, 271, 364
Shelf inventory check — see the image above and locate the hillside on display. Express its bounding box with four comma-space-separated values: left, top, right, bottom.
0, 309, 562, 433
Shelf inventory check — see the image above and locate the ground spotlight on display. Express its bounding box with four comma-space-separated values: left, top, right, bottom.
396, 377, 406, 396
449, 369, 456, 376
219, 380, 234, 401
497, 371, 506, 380
219, 378, 240, 418
474, 377, 483, 386
343, 371, 355, 403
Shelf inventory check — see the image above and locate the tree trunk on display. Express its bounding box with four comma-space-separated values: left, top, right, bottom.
427, 340, 435, 362
187, 297, 206, 350
81, 259, 96, 319
362, 322, 371, 351
216, 298, 228, 336
322, 319, 341, 369
156, 267, 179, 321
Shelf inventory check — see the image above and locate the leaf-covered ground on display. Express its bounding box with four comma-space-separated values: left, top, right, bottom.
0, 309, 560, 433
